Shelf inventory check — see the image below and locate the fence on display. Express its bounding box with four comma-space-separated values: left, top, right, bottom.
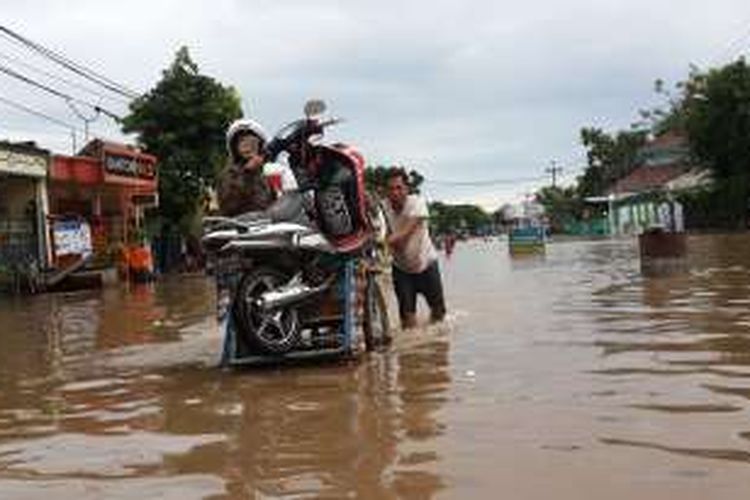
562, 217, 610, 236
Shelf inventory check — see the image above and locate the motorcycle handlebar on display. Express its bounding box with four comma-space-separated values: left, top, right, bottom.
319, 117, 343, 128
263, 116, 343, 161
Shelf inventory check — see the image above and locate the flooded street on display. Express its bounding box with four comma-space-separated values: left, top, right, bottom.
2, 234, 750, 499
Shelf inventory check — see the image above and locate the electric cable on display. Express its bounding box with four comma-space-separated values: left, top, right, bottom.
0, 49, 129, 105
424, 175, 547, 186
0, 62, 122, 121
0, 24, 139, 99
0, 93, 79, 131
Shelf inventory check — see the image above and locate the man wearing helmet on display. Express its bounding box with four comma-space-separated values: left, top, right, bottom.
218, 119, 277, 215
214, 118, 293, 337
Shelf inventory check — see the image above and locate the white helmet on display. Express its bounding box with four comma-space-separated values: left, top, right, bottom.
226, 118, 268, 162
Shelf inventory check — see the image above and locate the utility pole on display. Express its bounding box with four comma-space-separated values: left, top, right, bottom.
545, 161, 563, 188
67, 100, 99, 147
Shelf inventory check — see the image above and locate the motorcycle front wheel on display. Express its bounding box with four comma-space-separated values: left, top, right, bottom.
234, 267, 300, 355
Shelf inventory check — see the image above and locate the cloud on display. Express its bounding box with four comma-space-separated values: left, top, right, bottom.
3, 0, 750, 208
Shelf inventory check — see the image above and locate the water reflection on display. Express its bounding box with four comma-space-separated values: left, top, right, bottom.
0, 275, 452, 498
2, 234, 750, 498
148, 335, 452, 498
588, 234, 750, 470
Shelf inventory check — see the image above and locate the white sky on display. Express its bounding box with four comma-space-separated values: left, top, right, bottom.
2, 0, 750, 210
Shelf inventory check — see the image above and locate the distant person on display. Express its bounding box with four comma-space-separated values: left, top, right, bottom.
383, 168, 446, 329
444, 231, 457, 258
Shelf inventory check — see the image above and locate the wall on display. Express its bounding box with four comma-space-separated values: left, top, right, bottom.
0, 174, 36, 221
0, 175, 39, 266
614, 200, 684, 235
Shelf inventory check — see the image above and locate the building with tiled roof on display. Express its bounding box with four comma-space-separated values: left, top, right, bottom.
604, 132, 711, 235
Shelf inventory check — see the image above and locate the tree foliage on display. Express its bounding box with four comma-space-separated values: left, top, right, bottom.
428, 202, 491, 235
555, 59, 750, 230
121, 46, 243, 231
683, 59, 750, 180
679, 59, 750, 227
635, 77, 691, 135
577, 127, 648, 197
535, 185, 586, 232
365, 165, 424, 195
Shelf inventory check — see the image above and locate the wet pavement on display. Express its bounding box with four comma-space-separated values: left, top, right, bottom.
1, 234, 750, 499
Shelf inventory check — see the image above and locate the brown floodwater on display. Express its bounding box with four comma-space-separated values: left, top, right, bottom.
1, 234, 750, 499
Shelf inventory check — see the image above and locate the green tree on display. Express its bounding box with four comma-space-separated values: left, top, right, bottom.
535, 185, 585, 232
578, 127, 648, 197
636, 77, 691, 135
428, 202, 491, 235
682, 59, 750, 227
365, 165, 425, 195
408, 169, 424, 193
122, 46, 243, 232
364, 165, 390, 195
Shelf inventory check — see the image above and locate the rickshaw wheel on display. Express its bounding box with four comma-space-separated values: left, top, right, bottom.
235, 267, 300, 354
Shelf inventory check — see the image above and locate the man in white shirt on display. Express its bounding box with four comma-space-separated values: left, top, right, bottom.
383, 169, 446, 329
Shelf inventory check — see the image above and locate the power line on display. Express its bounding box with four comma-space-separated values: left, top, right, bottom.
0, 63, 71, 100
0, 24, 138, 99
424, 175, 547, 187
0, 24, 139, 99
0, 62, 122, 121
0, 49, 129, 105
0, 93, 79, 131
0, 93, 81, 153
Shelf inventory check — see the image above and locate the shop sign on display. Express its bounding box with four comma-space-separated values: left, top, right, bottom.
0, 149, 47, 177
104, 152, 155, 179
53, 218, 93, 258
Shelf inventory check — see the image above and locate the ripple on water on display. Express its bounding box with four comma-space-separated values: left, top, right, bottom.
0, 475, 226, 499
0, 432, 225, 477
60, 378, 125, 393
3, 236, 750, 498
600, 437, 750, 465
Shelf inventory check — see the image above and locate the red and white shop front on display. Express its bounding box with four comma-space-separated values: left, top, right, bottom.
49, 140, 157, 267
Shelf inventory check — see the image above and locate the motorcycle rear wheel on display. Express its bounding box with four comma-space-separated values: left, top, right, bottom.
234, 267, 300, 355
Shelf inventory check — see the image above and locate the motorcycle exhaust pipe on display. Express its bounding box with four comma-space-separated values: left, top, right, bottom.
258, 280, 333, 310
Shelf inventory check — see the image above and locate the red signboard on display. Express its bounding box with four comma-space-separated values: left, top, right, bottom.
50, 155, 102, 185
51, 141, 157, 190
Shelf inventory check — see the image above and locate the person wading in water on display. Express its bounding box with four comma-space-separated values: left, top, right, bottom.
383, 168, 447, 329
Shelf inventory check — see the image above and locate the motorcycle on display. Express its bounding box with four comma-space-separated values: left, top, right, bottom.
202, 100, 390, 365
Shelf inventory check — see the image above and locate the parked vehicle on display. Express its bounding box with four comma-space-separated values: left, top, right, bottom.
202, 101, 390, 366
508, 216, 547, 255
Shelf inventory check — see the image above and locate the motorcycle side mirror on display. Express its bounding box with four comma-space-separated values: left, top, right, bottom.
304, 99, 326, 118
